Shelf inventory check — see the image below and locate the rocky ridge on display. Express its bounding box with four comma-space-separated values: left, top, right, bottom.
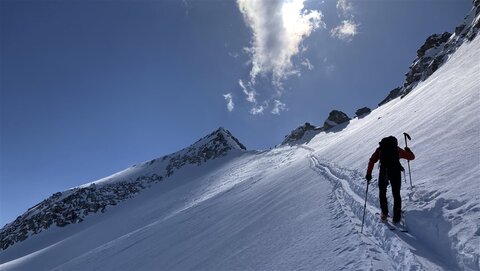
282, 109, 353, 145
282, 122, 317, 145
379, 1, 480, 106
0, 127, 246, 251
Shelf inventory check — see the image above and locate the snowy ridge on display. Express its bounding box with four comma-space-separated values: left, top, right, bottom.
379, 1, 479, 105
0, 127, 246, 251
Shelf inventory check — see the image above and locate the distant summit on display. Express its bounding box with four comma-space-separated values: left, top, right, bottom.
281, 110, 353, 145
161, 127, 246, 177
379, 1, 480, 106
0, 127, 245, 250
282, 122, 318, 145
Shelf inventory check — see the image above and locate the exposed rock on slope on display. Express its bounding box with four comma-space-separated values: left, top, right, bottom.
282, 122, 318, 145
323, 110, 350, 131
379, 1, 480, 106
355, 107, 371, 118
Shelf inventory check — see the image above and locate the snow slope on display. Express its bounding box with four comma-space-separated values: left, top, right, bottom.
1, 9, 480, 271
305, 35, 480, 270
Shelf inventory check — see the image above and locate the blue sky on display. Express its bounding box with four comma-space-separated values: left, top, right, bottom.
0, 0, 472, 226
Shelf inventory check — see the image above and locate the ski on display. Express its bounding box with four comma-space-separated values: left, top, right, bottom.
393, 223, 408, 233
375, 213, 408, 232
397, 210, 409, 232
375, 213, 395, 230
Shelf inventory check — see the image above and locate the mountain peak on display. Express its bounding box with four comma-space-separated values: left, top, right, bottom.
192, 127, 247, 151
161, 127, 246, 177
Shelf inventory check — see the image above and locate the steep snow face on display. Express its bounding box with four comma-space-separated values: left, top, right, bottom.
0, 127, 246, 251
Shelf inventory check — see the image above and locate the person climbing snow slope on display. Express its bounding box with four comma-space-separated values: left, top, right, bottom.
365, 136, 415, 223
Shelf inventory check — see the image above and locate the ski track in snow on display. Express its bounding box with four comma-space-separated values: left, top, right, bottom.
305, 148, 459, 271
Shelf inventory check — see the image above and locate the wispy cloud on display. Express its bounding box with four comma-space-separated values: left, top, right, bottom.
236, 0, 323, 115
181, 0, 192, 16
336, 0, 353, 16
250, 104, 266, 115
301, 58, 314, 70
330, 20, 358, 41
223, 93, 235, 112
238, 80, 257, 103
228, 52, 240, 59
271, 100, 287, 115
331, 0, 359, 42
322, 57, 335, 76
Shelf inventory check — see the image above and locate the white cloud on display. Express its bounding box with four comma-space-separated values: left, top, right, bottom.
336, 0, 353, 17
271, 100, 287, 115
237, 0, 324, 86
223, 93, 235, 112
331, 0, 359, 42
228, 52, 240, 59
301, 58, 314, 70
238, 80, 257, 103
238, 80, 267, 115
250, 104, 266, 115
330, 20, 358, 41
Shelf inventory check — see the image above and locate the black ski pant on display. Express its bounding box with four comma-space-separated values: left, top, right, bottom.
378, 167, 402, 221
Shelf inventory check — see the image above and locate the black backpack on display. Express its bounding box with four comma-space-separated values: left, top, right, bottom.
379, 136, 403, 171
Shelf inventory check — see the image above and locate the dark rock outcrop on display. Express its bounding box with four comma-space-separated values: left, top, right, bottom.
323, 110, 350, 130
355, 107, 371, 118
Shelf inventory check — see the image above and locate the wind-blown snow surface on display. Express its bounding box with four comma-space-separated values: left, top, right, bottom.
1, 27, 479, 271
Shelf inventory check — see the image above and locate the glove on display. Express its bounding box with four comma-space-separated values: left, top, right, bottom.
365, 174, 372, 183
405, 147, 411, 152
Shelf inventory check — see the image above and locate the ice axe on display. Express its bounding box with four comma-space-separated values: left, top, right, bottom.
403, 132, 413, 189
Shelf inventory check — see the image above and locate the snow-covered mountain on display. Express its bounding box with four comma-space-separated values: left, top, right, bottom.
379, 1, 479, 106
0, 127, 246, 250
1, 3, 479, 271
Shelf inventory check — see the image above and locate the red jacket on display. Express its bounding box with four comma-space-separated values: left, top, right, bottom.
367, 147, 415, 176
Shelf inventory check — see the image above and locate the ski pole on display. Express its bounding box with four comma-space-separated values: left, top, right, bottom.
361, 181, 369, 233
403, 132, 413, 189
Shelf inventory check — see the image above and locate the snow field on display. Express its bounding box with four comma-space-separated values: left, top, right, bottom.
1, 147, 393, 270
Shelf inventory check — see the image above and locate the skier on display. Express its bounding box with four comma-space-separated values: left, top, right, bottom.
365, 136, 415, 224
